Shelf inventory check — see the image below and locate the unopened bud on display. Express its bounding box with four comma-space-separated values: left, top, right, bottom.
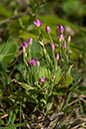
51, 44, 55, 51
58, 34, 64, 41
56, 53, 59, 60
68, 36, 71, 42
36, 60, 40, 66
39, 41, 44, 47
45, 26, 51, 33
28, 37, 33, 45
63, 42, 66, 48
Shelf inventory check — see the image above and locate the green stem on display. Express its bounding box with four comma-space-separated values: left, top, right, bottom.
19, 96, 22, 129
55, 60, 58, 71
48, 32, 54, 44
33, 66, 36, 86
28, 45, 31, 61
52, 50, 55, 65
39, 27, 43, 42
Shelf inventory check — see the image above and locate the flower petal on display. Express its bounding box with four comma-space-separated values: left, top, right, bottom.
37, 19, 40, 25
40, 21, 44, 26
40, 77, 46, 83
33, 21, 38, 27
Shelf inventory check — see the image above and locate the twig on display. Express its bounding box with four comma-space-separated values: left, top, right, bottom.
54, 113, 64, 129
0, 9, 28, 25
49, 112, 64, 121
62, 99, 78, 111
63, 96, 86, 111
31, 112, 64, 127
0, 52, 17, 57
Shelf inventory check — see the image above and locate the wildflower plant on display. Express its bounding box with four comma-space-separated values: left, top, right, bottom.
15, 19, 73, 110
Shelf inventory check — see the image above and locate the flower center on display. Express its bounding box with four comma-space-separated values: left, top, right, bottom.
41, 79, 45, 82
37, 24, 40, 27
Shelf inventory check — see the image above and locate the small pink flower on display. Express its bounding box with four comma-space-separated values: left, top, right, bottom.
40, 77, 46, 83
57, 25, 64, 33
36, 60, 40, 66
51, 44, 55, 51
28, 37, 33, 45
45, 26, 50, 33
33, 19, 44, 27
58, 34, 64, 41
29, 59, 35, 66
63, 42, 66, 48
56, 53, 59, 60
21, 41, 28, 48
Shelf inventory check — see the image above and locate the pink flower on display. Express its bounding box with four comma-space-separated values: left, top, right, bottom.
28, 37, 33, 45
58, 34, 64, 41
40, 77, 46, 83
29, 59, 35, 66
63, 42, 66, 48
21, 41, 28, 48
45, 26, 50, 33
57, 25, 64, 33
33, 19, 44, 27
51, 44, 55, 51
56, 53, 59, 60
36, 60, 40, 66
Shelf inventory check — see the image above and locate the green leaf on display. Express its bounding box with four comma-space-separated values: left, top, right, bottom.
13, 79, 36, 91
62, 92, 72, 110
63, 103, 78, 112
66, 65, 73, 78
61, 75, 73, 88
8, 110, 13, 125
2, 121, 33, 129
62, 0, 80, 14
46, 102, 53, 111
0, 6, 12, 18
13, 108, 19, 122
19, 82, 36, 91
53, 90, 63, 96
0, 41, 17, 63
77, 95, 85, 117
39, 67, 49, 78
19, 31, 37, 40
66, 92, 72, 105
0, 119, 2, 124
31, 39, 40, 59
15, 73, 20, 81
55, 67, 62, 85
16, 63, 24, 71
71, 43, 86, 52
0, 89, 3, 99
0, 127, 3, 129
40, 98, 47, 105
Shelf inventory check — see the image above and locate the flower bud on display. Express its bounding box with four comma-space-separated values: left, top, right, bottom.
36, 60, 40, 66
51, 44, 55, 51
21, 41, 28, 48
63, 42, 66, 48
45, 26, 50, 33
57, 25, 64, 33
68, 36, 71, 42
29, 59, 35, 66
58, 34, 64, 41
56, 53, 59, 60
28, 37, 33, 45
